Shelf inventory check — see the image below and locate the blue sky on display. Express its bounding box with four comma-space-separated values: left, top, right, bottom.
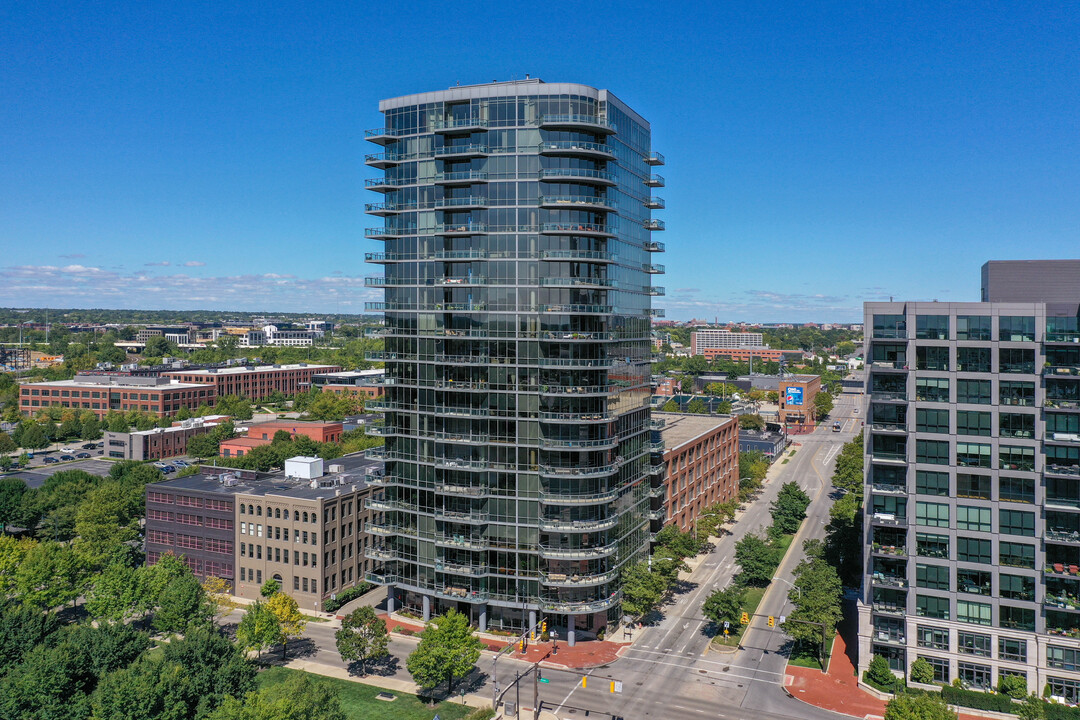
2, 2, 1077, 321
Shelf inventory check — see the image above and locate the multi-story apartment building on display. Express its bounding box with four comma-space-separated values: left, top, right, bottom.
860, 260, 1080, 701
145, 454, 383, 612
690, 329, 765, 355
20, 374, 215, 418
163, 363, 341, 400
654, 413, 739, 532
362, 79, 663, 643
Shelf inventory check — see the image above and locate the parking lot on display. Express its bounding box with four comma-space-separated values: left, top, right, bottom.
6, 458, 117, 489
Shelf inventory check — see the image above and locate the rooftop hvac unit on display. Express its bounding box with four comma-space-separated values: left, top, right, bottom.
328, 464, 345, 474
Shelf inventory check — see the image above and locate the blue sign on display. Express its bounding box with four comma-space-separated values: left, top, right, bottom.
785, 387, 804, 406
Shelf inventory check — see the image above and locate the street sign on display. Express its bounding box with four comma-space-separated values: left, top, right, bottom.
611, 681, 623, 693
723, 621, 730, 629
539, 678, 550, 683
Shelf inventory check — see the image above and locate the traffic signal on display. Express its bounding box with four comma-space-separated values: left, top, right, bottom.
582, 676, 587, 689
740, 612, 749, 624
768, 616, 775, 627
542, 619, 547, 633
518, 640, 525, 653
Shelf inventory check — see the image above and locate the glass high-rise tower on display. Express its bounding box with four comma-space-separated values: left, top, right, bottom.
361, 79, 665, 642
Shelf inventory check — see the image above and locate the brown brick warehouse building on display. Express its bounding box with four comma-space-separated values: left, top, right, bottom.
162, 363, 342, 400
19, 374, 215, 418
653, 412, 739, 532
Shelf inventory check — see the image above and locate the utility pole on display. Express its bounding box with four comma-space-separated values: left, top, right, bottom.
533, 663, 540, 720
515, 670, 520, 719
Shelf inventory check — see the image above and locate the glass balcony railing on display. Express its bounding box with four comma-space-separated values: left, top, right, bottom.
537, 140, 615, 157
872, 483, 907, 494
540, 222, 615, 236
1046, 529, 1080, 543
644, 240, 666, 252
644, 196, 665, 209
870, 391, 907, 401
647, 287, 666, 297
538, 304, 614, 314
871, 543, 907, 556
538, 167, 617, 184
540, 250, 617, 263
646, 151, 665, 166
539, 488, 620, 505
1047, 366, 1080, 376
540, 570, 617, 587
538, 516, 618, 532
644, 219, 665, 231
1047, 465, 1080, 477
645, 174, 665, 187
434, 196, 488, 208
643, 263, 665, 274
434, 143, 489, 157
436, 562, 485, 577
435, 535, 488, 550
539, 464, 617, 479
1047, 332, 1080, 343
535, 114, 616, 133
540, 437, 618, 450
537, 543, 618, 560
434, 222, 487, 235
432, 118, 489, 131
539, 277, 617, 289
871, 450, 907, 463
538, 195, 615, 211
871, 573, 908, 588
433, 170, 488, 184
540, 592, 622, 613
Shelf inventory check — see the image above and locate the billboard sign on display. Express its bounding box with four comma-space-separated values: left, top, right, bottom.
785, 386, 804, 406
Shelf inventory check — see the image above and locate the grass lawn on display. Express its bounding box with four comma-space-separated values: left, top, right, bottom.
713, 585, 766, 647
788, 631, 838, 672
256, 666, 474, 720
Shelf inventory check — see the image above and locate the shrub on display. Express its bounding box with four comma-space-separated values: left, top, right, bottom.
909, 657, 935, 684
867, 654, 896, 688
322, 582, 374, 612
941, 685, 1015, 713
1046, 701, 1080, 720
999, 673, 1029, 700
465, 708, 497, 720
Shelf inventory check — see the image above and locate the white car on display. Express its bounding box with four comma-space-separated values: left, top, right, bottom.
61, 447, 76, 453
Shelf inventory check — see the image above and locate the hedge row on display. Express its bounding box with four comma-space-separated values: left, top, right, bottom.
323, 582, 374, 613
1047, 704, 1080, 720
940, 685, 1014, 713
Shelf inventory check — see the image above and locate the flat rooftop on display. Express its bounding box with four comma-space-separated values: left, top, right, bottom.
655, 412, 735, 451
314, 369, 384, 379
162, 363, 338, 376
20, 377, 206, 390
149, 452, 384, 501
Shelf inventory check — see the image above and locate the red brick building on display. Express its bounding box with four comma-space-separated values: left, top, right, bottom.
778, 374, 822, 430
19, 374, 215, 419
700, 347, 789, 363
162, 363, 341, 401
655, 412, 739, 532
220, 420, 345, 458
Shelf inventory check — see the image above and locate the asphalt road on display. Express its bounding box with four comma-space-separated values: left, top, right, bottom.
235, 391, 868, 720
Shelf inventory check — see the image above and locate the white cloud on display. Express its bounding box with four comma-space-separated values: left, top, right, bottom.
144, 261, 171, 267
182, 261, 206, 267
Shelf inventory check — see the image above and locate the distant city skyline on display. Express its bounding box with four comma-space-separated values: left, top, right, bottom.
2, 3, 1077, 321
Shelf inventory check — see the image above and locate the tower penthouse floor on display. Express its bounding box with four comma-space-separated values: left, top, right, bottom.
362, 79, 665, 644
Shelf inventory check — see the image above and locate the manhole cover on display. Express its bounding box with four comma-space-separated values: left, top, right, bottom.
636, 681, 644, 686
723, 667, 730, 672
698, 670, 707, 674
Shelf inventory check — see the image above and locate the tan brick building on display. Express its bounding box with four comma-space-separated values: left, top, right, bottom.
655, 412, 739, 532
162, 363, 341, 401
20, 374, 214, 419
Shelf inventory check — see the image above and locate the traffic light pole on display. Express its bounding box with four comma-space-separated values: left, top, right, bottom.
492, 617, 546, 710
738, 612, 828, 674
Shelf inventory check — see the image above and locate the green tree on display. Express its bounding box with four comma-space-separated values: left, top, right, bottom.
738, 413, 766, 430
187, 433, 220, 458
686, 397, 707, 414
205, 671, 346, 720
836, 341, 856, 356
620, 560, 667, 618
814, 391, 834, 418
781, 542, 842, 659
824, 491, 864, 588
661, 399, 679, 412
1018, 694, 1046, 720
59, 417, 82, 440
883, 692, 957, 720
0, 477, 27, 532
85, 562, 152, 624
0, 601, 62, 677
909, 657, 935, 684
107, 413, 130, 433
145, 336, 171, 356
14, 540, 86, 608
335, 605, 390, 676
716, 400, 733, 414
770, 481, 811, 535
20, 423, 48, 449
0, 431, 16, 454
999, 673, 1029, 699
154, 572, 212, 634
702, 584, 744, 628
831, 432, 864, 495
734, 533, 778, 587
80, 415, 103, 440
235, 600, 282, 659
261, 578, 281, 597
866, 654, 895, 688
265, 592, 307, 660
405, 608, 483, 696
74, 480, 141, 569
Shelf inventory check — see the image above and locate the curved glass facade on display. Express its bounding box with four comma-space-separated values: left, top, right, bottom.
363, 80, 664, 637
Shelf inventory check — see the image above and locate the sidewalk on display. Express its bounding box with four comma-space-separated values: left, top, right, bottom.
381, 613, 627, 670
785, 615, 985, 720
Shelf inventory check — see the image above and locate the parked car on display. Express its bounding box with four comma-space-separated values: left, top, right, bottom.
82, 443, 97, 450
61, 447, 75, 454
172, 460, 189, 468
60, 455, 75, 461
160, 465, 176, 474
75, 452, 91, 459
43, 457, 59, 464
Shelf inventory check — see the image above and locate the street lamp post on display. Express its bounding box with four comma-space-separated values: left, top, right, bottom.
551, 629, 558, 656
772, 576, 801, 601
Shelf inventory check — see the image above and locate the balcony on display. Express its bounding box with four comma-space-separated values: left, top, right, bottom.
1047, 366, 1080, 377
433, 170, 488, 185
870, 391, 907, 402
1045, 595, 1080, 612
435, 535, 488, 551
364, 127, 409, 145
643, 263, 665, 274
539, 516, 618, 532
643, 219, 665, 231
535, 358, 613, 369
433, 276, 487, 287
1047, 399, 1080, 411
871, 543, 907, 557
434, 222, 488, 236
1047, 529, 1080, 544
539, 411, 613, 423
364, 227, 414, 240
644, 196, 665, 209
538, 167, 617, 186
539, 488, 620, 505
539, 464, 617, 479
365, 572, 398, 585
537, 543, 618, 560
540, 569, 617, 587
364, 152, 408, 169
365, 202, 413, 216
871, 422, 907, 433
366, 547, 397, 562
871, 603, 907, 616
1049, 433, 1080, 445
538, 195, 615, 212
431, 431, 489, 444
433, 586, 488, 603
644, 174, 665, 187
870, 513, 907, 528
644, 240, 666, 252
432, 118, 488, 133
1001, 362, 1037, 374
647, 308, 666, 318
538, 304, 614, 314
540, 592, 622, 613
871, 573, 908, 589
1047, 465, 1080, 478
872, 482, 908, 495
539, 384, 614, 396
434, 143, 489, 158
436, 562, 485, 578
539, 249, 617, 264
364, 176, 412, 192
1047, 332, 1080, 343
540, 437, 618, 451
540, 222, 616, 237
646, 287, 666, 297
535, 114, 616, 134
441, 509, 488, 525
645, 151, 665, 166
871, 361, 909, 371
871, 450, 907, 464
434, 196, 489, 210
435, 483, 488, 497
539, 277, 616, 290
538, 140, 615, 159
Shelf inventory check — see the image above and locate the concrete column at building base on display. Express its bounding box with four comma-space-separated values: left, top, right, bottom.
386, 585, 396, 614
529, 609, 537, 636
478, 605, 488, 632
422, 594, 431, 622
567, 614, 576, 647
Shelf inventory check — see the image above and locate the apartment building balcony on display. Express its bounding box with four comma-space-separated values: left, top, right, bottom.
871, 602, 907, 616
365, 201, 410, 216
433, 586, 488, 603
365, 572, 398, 585
434, 196, 489, 210
436, 561, 485, 578
870, 422, 907, 433
435, 482, 488, 497
1047, 464, 1080, 478
365, 176, 411, 192
538, 410, 614, 423
535, 358, 614, 370
538, 167, 618, 186
435, 534, 488, 551
1047, 366, 1080, 377
433, 170, 489, 185
364, 127, 409, 145
1045, 594, 1080, 612
538, 195, 615, 212
364, 152, 408, 169
870, 391, 908, 402
647, 308, 665, 317
643, 263, 665, 274
432, 118, 489, 133
871, 543, 907, 557
872, 482, 908, 495
644, 196, 665, 209
644, 240, 666, 252
644, 174, 665, 187
537, 543, 618, 560
1047, 529, 1080, 544
871, 573, 908, 589
366, 547, 398, 562
1047, 398, 1080, 411
1047, 333, 1080, 344
539, 464, 618, 479
540, 592, 622, 614
870, 513, 908, 528
643, 219, 665, 231
534, 114, 616, 134
646, 287, 666, 297
365, 226, 413, 239
539, 277, 617, 290
435, 222, 488, 236
434, 144, 489, 159
539, 488, 620, 505
538, 140, 615, 159
540, 569, 617, 587
539, 383, 614, 396
431, 431, 490, 444
539, 249, 617, 264
538, 516, 619, 532
540, 222, 616, 237
648, 508, 666, 522
645, 151, 665, 166
871, 361, 909, 372
441, 509, 488, 525
871, 450, 907, 464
